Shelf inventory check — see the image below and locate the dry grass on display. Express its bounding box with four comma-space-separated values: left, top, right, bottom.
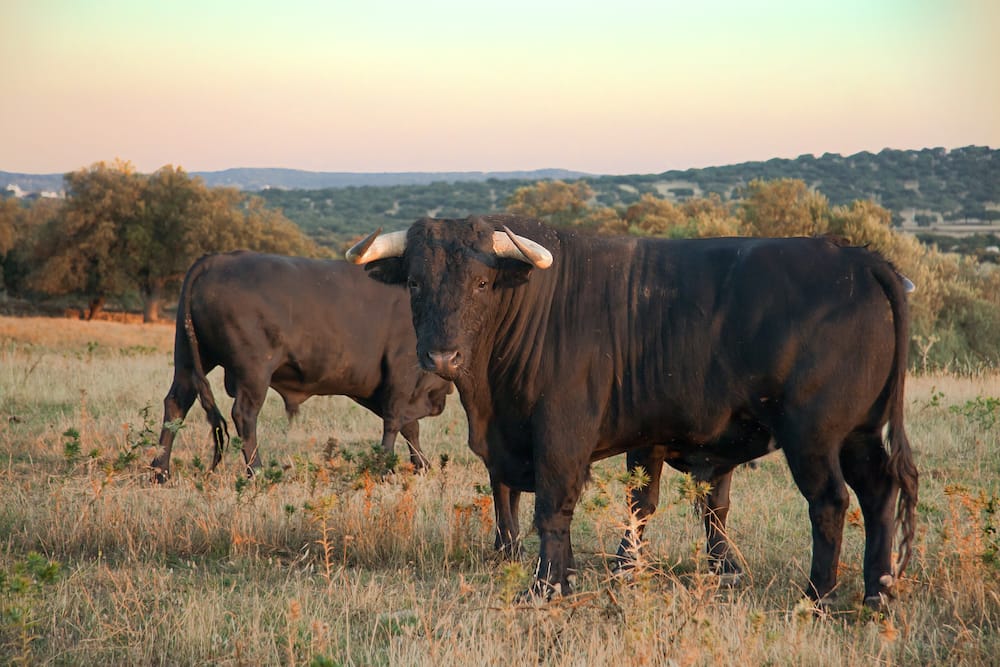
1, 315, 998, 665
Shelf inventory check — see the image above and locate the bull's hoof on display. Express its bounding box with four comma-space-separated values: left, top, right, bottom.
714, 570, 744, 588
515, 579, 562, 605
863, 594, 889, 612
409, 456, 431, 474
150, 466, 169, 485
709, 558, 744, 588
612, 541, 646, 575
792, 595, 833, 618
611, 556, 638, 578
493, 540, 524, 561
863, 574, 896, 612
611, 566, 636, 584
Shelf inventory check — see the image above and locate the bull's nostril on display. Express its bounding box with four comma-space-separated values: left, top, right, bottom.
428, 350, 461, 373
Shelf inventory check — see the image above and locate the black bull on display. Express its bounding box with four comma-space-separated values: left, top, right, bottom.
151, 251, 452, 482
348, 214, 918, 608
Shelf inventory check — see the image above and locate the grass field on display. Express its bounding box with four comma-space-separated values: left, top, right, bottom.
1, 315, 998, 665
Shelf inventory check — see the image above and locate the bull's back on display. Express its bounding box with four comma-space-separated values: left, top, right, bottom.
570, 236, 900, 446
185, 252, 414, 397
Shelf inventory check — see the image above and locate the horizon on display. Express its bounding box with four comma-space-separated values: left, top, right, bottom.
2, 143, 993, 179
3, 1, 998, 175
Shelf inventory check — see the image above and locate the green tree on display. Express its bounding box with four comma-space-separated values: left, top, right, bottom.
0, 198, 17, 258
1, 198, 62, 296
31, 161, 323, 322
124, 166, 218, 321
0, 198, 20, 292
31, 160, 144, 318
232, 194, 325, 256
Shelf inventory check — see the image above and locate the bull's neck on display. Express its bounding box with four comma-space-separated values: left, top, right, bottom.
483, 230, 636, 405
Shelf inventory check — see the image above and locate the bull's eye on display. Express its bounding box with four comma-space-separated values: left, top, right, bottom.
407, 277, 420, 292
476, 279, 488, 291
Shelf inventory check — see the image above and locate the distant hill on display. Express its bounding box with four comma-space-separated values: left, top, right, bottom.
196, 167, 591, 190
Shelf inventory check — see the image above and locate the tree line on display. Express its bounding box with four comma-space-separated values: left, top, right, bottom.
255, 145, 999, 246
0, 160, 324, 322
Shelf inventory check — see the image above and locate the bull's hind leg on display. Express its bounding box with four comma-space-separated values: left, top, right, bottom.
841, 430, 898, 608
399, 421, 430, 471
781, 429, 851, 602
152, 371, 198, 483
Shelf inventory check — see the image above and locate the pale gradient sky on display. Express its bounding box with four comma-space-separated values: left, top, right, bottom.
2, 0, 998, 175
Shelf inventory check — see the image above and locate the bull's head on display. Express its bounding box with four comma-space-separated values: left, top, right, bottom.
346, 216, 553, 381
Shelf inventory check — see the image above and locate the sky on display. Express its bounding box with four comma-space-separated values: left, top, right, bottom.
2, 0, 998, 175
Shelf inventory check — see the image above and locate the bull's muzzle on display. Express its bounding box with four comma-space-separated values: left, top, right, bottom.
424, 349, 463, 378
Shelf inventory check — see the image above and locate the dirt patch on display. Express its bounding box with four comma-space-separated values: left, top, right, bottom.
0, 314, 173, 353
61, 308, 147, 325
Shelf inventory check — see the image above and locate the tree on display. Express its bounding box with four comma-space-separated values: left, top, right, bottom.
0, 198, 19, 292
124, 166, 217, 322
232, 195, 326, 256
31, 160, 144, 318
623, 194, 687, 236
0, 198, 17, 257
579, 205, 624, 233
31, 161, 323, 322
505, 180, 594, 226
622, 193, 742, 238
682, 194, 743, 237
739, 178, 829, 237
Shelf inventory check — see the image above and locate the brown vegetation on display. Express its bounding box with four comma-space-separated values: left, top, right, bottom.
0, 316, 998, 664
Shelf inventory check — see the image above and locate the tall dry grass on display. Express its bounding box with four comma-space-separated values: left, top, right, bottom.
1, 315, 998, 665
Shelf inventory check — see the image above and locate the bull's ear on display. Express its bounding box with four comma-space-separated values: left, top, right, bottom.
494, 258, 533, 288
365, 257, 407, 284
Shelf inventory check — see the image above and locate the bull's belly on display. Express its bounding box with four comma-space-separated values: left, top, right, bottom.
595, 418, 777, 469
269, 373, 379, 411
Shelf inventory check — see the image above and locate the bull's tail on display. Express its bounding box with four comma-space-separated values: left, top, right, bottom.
179, 256, 230, 456
872, 261, 919, 579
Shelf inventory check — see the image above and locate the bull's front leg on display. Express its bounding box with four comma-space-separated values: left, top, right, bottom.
524, 443, 590, 600
398, 421, 430, 472
492, 477, 522, 558
701, 468, 741, 581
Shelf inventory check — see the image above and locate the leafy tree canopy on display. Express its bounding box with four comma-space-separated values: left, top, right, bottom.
29, 160, 324, 321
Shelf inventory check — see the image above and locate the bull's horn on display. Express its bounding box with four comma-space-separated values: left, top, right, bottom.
345, 228, 408, 264
900, 275, 915, 293
493, 226, 553, 269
